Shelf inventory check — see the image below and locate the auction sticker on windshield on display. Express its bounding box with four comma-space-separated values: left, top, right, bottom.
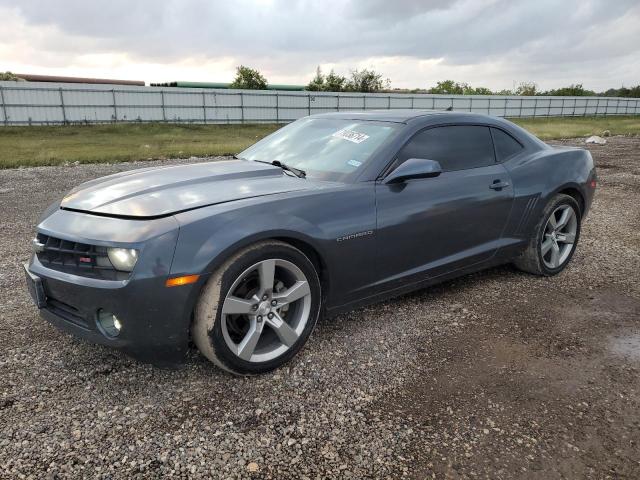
332, 128, 370, 144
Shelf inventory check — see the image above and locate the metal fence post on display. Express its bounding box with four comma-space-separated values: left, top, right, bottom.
308, 94, 312, 115
488, 97, 491, 116
363, 95, 367, 111
240, 92, 244, 124
161, 90, 166, 122
202, 91, 207, 124
388, 95, 391, 110
0, 85, 7, 125
519, 98, 523, 117
469, 97, 473, 112
59, 87, 67, 124
410, 96, 414, 109
503, 97, 507, 117
275, 92, 279, 123
212, 91, 217, 123
160, 90, 167, 122
336, 95, 340, 112
111, 89, 118, 122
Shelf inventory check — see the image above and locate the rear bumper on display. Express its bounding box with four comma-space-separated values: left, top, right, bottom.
27, 255, 206, 366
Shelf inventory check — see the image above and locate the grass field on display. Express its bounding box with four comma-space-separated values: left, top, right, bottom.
0, 116, 638, 168
512, 116, 640, 140
0, 123, 279, 168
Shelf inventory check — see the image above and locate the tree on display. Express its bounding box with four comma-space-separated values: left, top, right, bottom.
542, 84, 595, 96
306, 66, 325, 91
229, 65, 267, 90
515, 82, 538, 96
324, 70, 347, 92
428, 80, 465, 95
472, 86, 493, 95
427, 81, 497, 95
628, 85, 640, 98
0, 71, 23, 81
345, 68, 389, 93
600, 85, 640, 98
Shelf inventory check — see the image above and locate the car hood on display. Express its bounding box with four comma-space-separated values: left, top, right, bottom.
60, 160, 315, 218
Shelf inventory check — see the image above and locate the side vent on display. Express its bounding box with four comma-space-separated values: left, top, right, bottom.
514, 195, 540, 236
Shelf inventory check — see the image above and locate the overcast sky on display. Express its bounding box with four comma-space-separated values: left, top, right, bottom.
1, 0, 638, 91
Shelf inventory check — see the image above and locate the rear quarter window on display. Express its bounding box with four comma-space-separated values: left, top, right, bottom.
491, 128, 524, 162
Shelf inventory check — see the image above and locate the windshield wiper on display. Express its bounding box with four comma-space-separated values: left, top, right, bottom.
253, 160, 306, 178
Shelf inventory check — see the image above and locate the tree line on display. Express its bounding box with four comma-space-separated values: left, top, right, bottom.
229, 65, 639, 98
421, 80, 640, 98
3, 68, 638, 98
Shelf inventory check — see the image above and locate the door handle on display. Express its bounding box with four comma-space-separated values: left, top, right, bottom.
489, 180, 510, 190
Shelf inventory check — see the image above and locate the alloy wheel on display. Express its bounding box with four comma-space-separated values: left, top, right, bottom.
220, 259, 312, 363
541, 204, 578, 269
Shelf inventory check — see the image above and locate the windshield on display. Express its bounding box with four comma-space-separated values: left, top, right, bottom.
239, 118, 399, 181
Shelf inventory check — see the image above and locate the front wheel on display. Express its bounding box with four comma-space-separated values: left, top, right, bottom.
514, 193, 581, 276
192, 241, 321, 375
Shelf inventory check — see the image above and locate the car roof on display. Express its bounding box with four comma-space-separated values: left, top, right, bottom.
312, 109, 510, 124
313, 109, 445, 123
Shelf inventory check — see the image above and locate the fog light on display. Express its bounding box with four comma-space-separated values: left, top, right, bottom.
97, 309, 122, 338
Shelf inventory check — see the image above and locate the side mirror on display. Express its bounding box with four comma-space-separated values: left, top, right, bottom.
383, 158, 442, 184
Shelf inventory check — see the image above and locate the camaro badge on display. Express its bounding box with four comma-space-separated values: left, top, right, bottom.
336, 230, 374, 242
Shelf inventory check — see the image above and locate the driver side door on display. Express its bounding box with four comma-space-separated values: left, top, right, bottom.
374, 125, 514, 289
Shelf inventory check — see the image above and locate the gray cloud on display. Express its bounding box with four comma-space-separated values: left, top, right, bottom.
1, 0, 638, 90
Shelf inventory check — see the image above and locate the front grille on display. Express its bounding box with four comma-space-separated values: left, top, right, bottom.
35, 233, 127, 280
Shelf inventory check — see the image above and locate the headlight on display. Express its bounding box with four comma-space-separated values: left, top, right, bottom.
107, 248, 139, 272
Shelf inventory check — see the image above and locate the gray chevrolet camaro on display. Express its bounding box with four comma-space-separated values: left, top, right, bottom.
24, 110, 597, 375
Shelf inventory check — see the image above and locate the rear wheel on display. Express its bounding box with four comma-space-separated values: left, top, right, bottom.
192, 241, 321, 375
514, 194, 581, 276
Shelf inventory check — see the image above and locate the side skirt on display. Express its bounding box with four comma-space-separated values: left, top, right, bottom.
324, 254, 515, 317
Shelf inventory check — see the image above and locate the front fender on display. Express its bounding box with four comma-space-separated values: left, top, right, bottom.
172, 208, 327, 277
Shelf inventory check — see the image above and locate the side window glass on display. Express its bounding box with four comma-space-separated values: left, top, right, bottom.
491, 128, 524, 162
396, 126, 495, 171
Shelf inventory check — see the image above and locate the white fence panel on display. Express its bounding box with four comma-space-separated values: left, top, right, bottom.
0, 81, 638, 125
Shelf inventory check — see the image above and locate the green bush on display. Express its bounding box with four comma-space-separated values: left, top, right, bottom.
229, 66, 267, 90
305, 66, 386, 93
0, 71, 24, 81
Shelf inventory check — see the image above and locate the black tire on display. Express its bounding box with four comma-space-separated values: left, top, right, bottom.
192, 240, 321, 375
513, 193, 582, 276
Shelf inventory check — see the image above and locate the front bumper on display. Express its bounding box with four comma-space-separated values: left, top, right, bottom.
27, 255, 205, 365
26, 208, 206, 366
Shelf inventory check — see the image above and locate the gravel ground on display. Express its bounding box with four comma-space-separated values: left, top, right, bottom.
1, 137, 639, 479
